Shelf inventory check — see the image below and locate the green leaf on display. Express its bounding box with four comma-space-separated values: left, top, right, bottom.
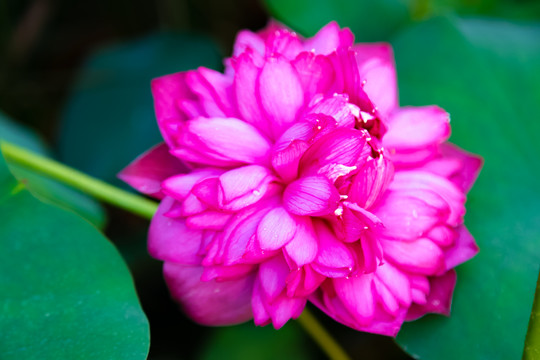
263, 0, 414, 41
524, 271, 540, 359
58, 31, 222, 186
0, 153, 149, 359
0, 112, 106, 228
0, 147, 18, 199
263, 0, 540, 42
392, 16, 540, 359
199, 321, 311, 360
426, 0, 540, 21
7, 164, 106, 228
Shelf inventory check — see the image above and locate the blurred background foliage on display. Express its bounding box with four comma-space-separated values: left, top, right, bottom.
0, 0, 539, 359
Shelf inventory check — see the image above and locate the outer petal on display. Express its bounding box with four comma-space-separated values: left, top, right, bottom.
252, 279, 306, 329
148, 197, 203, 265
164, 263, 254, 326
303, 21, 354, 55
384, 106, 450, 165
233, 30, 265, 58
353, 43, 397, 118
252, 280, 272, 326
312, 221, 355, 277
162, 168, 224, 201
179, 193, 206, 216
309, 281, 407, 336
390, 170, 465, 226
268, 294, 306, 328
284, 216, 318, 266
334, 275, 375, 326
292, 52, 335, 100
381, 238, 446, 276
186, 68, 236, 118
172, 117, 271, 166
233, 52, 270, 135
258, 255, 290, 300
329, 49, 375, 115
375, 262, 412, 307
191, 177, 220, 208
427, 225, 455, 247
201, 263, 255, 282
443, 226, 479, 269
119, 143, 189, 198
185, 211, 232, 230
374, 190, 450, 240
218, 165, 277, 211
258, 56, 304, 139
352, 309, 407, 337
151, 72, 195, 133
341, 202, 383, 272
257, 206, 297, 250
264, 28, 304, 60
204, 197, 278, 266
406, 270, 457, 320
420, 143, 484, 193
286, 265, 325, 297
373, 280, 400, 315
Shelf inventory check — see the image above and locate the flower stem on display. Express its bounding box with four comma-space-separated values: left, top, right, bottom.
0, 141, 158, 219
1, 140, 351, 360
523, 270, 540, 360
297, 309, 351, 360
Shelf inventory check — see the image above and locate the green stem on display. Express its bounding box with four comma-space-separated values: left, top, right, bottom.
298, 309, 352, 360
0, 141, 157, 219
1, 140, 351, 360
523, 270, 540, 360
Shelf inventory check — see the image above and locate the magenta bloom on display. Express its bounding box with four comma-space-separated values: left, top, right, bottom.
121, 21, 482, 336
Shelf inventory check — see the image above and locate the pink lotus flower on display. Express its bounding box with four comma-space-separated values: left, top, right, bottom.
120, 21, 482, 336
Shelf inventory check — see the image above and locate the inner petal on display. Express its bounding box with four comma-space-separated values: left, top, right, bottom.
283, 175, 340, 216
